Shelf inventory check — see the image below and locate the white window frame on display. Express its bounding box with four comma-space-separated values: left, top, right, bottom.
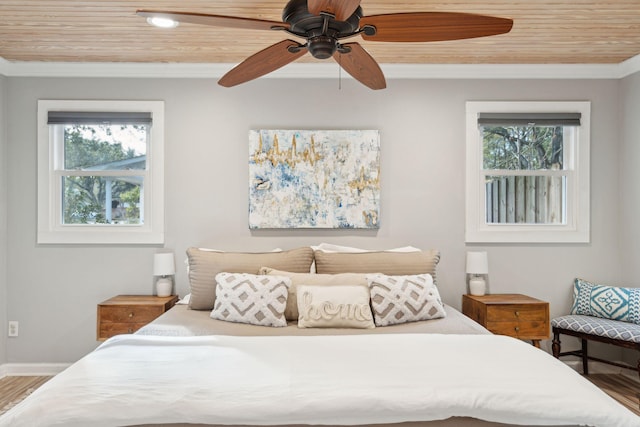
37, 100, 165, 244
465, 101, 590, 243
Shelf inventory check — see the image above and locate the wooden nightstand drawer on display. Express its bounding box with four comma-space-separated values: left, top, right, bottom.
97, 295, 178, 341
99, 306, 163, 324
486, 304, 547, 322
462, 293, 550, 347
486, 320, 549, 338
99, 322, 149, 337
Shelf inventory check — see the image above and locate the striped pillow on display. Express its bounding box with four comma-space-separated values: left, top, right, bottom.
314, 250, 441, 284
186, 247, 313, 310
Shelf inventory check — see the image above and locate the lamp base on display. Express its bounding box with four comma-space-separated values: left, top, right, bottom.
469, 277, 486, 296
156, 277, 172, 297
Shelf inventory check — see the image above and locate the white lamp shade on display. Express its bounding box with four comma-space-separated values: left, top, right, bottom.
466, 251, 488, 275
153, 253, 175, 276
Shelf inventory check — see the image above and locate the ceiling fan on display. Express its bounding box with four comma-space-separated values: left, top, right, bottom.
137, 0, 513, 90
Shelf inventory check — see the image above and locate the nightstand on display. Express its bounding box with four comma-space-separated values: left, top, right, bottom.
97, 294, 178, 341
462, 293, 550, 347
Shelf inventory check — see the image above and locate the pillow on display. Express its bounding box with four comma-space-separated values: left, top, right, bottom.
570, 278, 640, 325
184, 248, 283, 271
314, 250, 441, 283
259, 267, 368, 320
210, 273, 291, 327
186, 247, 314, 310
314, 243, 421, 253
366, 273, 446, 326
297, 285, 375, 329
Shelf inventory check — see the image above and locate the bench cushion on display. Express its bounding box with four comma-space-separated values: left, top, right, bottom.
552, 314, 640, 343
570, 278, 640, 325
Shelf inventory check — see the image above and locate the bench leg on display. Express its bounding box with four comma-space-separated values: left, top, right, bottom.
552, 331, 561, 358
581, 339, 589, 376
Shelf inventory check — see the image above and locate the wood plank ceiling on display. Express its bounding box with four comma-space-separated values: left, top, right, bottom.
0, 0, 639, 65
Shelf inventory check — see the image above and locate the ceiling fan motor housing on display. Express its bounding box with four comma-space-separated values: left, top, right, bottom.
283, 0, 362, 59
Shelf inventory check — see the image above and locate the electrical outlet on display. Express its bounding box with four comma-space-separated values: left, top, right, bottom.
8, 321, 18, 337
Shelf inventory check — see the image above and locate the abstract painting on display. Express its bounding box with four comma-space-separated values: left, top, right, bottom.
249, 129, 380, 229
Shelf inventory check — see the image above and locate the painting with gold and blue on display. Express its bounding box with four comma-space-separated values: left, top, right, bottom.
249, 129, 380, 229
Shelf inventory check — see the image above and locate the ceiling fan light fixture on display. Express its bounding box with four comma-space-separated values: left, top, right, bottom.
308, 35, 338, 59
146, 16, 179, 29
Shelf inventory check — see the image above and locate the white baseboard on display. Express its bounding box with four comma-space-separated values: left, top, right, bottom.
561, 358, 639, 380
0, 363, 70, 378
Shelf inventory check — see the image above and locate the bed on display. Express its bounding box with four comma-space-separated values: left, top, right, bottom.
0, 246, 637, 427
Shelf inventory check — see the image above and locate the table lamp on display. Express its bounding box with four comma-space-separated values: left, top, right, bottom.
153, 253, 175, 297
466, 251, 489, 296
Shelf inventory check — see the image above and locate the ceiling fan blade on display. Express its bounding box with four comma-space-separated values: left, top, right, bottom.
307, 0, 361, 21
333, 43, 386, 90
360, 12, 513, 42
136, 10, 289, 31
219, 40, 307, 87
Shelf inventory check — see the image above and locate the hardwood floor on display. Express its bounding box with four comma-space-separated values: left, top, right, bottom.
0, 376, 52, 416
586, 373, 640, 416
0, 373, 638, 418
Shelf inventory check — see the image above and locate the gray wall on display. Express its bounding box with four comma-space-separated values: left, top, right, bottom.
0, 74, 6, 365
618, 71, 640, 366
619, 70, 640, 281
4, 76, 624, 363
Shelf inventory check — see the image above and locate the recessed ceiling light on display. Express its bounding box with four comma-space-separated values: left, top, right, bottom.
146, 16, 179, 29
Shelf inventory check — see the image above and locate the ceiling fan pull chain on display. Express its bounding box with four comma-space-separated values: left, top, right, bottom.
338, 53, 342, 90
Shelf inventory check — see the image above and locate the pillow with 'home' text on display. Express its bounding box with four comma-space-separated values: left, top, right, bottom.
296, 284, 375, 329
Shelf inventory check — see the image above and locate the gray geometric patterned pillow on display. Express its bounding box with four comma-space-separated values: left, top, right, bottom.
366, 273, 446, 326
210, 273, 291, 327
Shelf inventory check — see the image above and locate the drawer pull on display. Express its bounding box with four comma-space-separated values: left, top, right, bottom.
128, 327, 133, 333
128, 313, 134, 318
514, 311, 520, 317
514, 326, 520, 332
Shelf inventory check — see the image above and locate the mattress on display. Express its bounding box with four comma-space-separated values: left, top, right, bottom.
136, 303, 490, 337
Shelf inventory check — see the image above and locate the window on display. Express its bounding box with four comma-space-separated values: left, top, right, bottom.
465, 101, 590, 243
37, 100, 164, 244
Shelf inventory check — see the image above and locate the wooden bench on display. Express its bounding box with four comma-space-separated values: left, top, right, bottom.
551, 314, 640, 378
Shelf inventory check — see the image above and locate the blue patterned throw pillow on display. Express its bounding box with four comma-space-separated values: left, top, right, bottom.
570, 278, 640, 325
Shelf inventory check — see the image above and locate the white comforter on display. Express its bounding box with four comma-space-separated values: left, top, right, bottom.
0, 334, 637, 427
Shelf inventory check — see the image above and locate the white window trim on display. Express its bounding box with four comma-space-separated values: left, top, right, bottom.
465, 101, 590, 243
37, 100, 165, 244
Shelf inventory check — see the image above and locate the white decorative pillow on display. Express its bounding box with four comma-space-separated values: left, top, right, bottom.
259, 267, 368, 320
297, 285, 375, 329
210, 273, 291, 327
366, 273, 446, 326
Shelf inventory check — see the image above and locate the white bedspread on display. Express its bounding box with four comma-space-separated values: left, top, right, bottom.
0, 334, 637, 427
